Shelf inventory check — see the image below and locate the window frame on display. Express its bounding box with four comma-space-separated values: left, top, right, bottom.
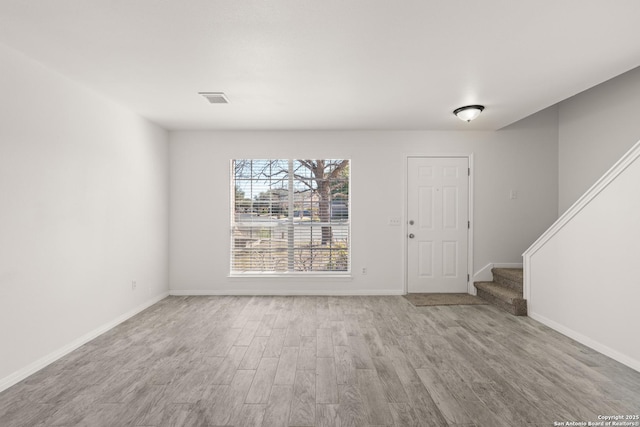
229, 159, 351, 277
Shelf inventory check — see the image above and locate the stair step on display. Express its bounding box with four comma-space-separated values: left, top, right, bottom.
474, 281, 527, 316
491, 268, 523, 293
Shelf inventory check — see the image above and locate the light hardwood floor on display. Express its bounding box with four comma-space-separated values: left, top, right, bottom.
1, 296, 639, 426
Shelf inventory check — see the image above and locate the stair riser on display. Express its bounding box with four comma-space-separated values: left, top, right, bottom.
476, 287, 527, 316
492, 274, 523, 293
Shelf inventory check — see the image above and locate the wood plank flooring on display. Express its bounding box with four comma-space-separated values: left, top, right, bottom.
1, 295, 639, 426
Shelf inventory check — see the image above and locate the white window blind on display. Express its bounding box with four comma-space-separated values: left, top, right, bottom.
231, 159, 350, 274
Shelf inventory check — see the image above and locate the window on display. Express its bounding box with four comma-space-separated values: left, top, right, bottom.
231, 159, 350, 274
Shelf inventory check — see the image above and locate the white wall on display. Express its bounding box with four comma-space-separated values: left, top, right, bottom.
0, 44, 169, 389
523, 65, 640, 372
169, 107, 558, 294
559, 66, 640, 213
526, 140, 640, 371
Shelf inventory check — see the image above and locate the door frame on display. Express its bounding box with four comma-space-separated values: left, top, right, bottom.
403, 153, 475, 295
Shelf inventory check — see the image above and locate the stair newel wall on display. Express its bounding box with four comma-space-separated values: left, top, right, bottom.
523, 139, 640, 372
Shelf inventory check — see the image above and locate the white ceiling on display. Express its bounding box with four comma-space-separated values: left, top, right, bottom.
1, 1, 640, 131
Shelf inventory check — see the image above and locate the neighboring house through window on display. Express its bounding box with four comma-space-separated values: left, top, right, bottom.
231, 159, 350, 274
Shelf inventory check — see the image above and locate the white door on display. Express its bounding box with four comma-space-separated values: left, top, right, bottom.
407, 157, 469, 293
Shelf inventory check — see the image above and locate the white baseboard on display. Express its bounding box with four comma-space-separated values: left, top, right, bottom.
169, 289, 404, 296
0, 292, 169, 393
473, 262, 523, 283
529, 311, 640, 373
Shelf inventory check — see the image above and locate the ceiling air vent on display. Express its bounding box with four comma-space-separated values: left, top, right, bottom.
199, 92, 229, 104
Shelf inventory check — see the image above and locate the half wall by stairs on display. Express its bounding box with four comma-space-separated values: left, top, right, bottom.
523, 138, 640, 372
474, 268, 527, 316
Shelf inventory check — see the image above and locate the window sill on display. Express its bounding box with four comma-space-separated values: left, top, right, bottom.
228, 273, 353, 281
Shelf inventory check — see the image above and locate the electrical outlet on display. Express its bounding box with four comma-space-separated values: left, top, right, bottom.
510, 190, 518, 199
132, 281, 137, 291
361, 267, 367, 275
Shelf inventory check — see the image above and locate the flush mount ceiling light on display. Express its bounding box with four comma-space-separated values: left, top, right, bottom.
453, 105, 485, 122
199, 92, 229, 104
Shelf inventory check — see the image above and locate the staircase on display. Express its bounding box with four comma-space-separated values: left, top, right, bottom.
474, 268, 527, 316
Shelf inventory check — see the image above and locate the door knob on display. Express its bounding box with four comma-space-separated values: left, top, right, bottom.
409, 220, 414, 225
408, 233, 415, 239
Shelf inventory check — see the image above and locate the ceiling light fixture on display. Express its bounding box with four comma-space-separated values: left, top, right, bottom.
453, 105, 485, 122
199, 92, 230, 104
